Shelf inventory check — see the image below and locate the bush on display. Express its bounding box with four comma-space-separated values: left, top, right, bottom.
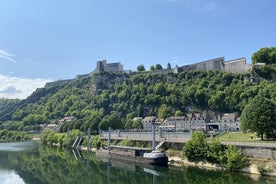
117, 138, 134, 147
222, 145, 248, 171
206, 138, 225, 163
183, 131, 248, 171
183, 131, 208, 161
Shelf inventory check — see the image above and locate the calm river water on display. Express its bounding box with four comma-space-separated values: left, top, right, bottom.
0, 142, 275, 184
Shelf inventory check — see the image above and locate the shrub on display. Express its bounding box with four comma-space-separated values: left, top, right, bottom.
206, 138, 225, 163
183, 131, 208, 161
183, 131, 248, 171
222, 145, 248, 171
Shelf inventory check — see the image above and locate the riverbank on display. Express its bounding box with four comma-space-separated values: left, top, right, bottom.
166, 150, 276, 177
40, 138, 276, 178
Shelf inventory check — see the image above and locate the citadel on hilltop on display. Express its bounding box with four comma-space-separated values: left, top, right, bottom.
46, 57, 251, 87
95, 60, 123, 73
94, 57, 251, 74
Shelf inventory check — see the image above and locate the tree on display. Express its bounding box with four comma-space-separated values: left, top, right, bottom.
240, 96, 276, 140
175, 110, 184, 116
150, 65, 155, 71
22, 114, 47, 126
154, 83, 166, 95
252, 47, 276, 65
155, 64, 163, 70
183, 131, 208, 161
137, 64, 145, 72
167, 62, 171, 69
157, 104, 170, 119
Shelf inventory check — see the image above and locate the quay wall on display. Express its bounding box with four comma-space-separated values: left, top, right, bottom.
100, 131, 276, 160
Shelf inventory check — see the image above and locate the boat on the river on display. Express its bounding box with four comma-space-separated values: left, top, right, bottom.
96, 145, 168, 166
96, 124, 168, 166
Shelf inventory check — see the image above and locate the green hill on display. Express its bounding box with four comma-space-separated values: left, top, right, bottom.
0, 65, 275, 133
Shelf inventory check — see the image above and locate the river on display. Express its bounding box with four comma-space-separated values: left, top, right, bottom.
0, 142, 275, 184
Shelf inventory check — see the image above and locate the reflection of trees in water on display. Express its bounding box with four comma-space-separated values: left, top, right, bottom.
0, 145, 274, 184
183, 166, 252, 184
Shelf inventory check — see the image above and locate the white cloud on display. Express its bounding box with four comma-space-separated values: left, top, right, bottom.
0, 171, 25, 184
0, 75, 52, 99
0, 86, 22, 94
0, 49, 17, 63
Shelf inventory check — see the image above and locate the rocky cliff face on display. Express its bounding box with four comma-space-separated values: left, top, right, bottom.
90, 72, 127, 95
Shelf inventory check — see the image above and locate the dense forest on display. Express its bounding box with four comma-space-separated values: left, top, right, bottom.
0, 48, 275, 133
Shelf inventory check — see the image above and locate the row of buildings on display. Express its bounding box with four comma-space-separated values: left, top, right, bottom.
44, 113, 240, 133
141, 113, 240, 132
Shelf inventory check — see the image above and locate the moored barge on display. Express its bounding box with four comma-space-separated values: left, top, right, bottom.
96, 145, 168, 166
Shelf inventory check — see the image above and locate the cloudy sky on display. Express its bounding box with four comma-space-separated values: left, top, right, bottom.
0, 171, 25, 184
0, 0, 275, 99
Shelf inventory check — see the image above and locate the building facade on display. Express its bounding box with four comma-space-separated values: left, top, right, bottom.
164, 113, 206, 132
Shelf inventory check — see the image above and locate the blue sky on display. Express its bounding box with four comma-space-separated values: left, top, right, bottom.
0, 0, 275, 99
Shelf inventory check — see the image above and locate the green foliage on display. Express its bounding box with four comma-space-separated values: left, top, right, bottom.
183, 131, 208, 161
252, 47, 276, 65
2, 145, 269, 184
206, 138, 225, 163
23, 114, 47, 126
98, 113, 123, 130
222, 145, 248, 171
184, 132, 248, 170
254, 64, 276, 81
0, 98, 20, 112
155, 64, 163, 70
175, 110, 184, 116
41, 128, 81, 146
82, 135, 102, 148
0, 130, 32, 142
137, 64, 145, 72
0, 61, 275, 133
40, 128, 55, 144
117, 138, 134, 147
241, 95, 276, 140
157, 104, 170, 119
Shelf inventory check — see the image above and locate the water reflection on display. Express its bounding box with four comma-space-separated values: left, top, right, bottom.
0, 171, 25, 184
97, 154, 167, 184
0, 142, 275, 184
0, 141, 35, 151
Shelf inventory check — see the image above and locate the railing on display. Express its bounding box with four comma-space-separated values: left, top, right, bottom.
99, 130, 192, 143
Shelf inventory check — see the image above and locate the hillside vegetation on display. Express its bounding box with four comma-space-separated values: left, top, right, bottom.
0, 62, 275, 133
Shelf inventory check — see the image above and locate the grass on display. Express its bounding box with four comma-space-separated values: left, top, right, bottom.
217, 132, 263, 142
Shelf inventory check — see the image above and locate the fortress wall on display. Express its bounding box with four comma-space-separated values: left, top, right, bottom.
104, 63, 123, 72
224, 58, 250, 74
152, 69, 174, 74
181, 57, 225, 72
95, 60, 123, 72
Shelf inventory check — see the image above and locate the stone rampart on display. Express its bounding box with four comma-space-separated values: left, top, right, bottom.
181, 57, 224, 72
224, 57, 251, 74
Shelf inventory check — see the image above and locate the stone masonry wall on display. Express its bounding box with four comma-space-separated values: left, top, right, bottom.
224, 57, 251, 74
181, 57, 225, 72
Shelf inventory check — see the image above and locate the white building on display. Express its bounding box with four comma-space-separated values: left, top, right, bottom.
220, 113, 240, 131
164, 113, 206, 132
